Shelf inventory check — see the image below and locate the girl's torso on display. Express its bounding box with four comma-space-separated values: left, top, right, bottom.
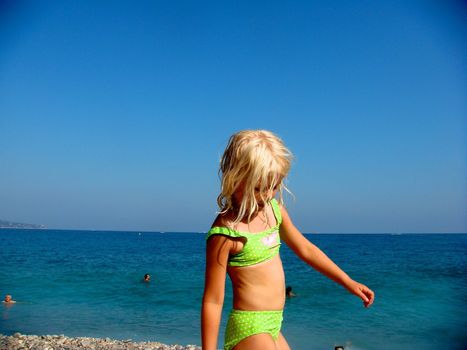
207, 199, 286, 311
228, 254, 285, 310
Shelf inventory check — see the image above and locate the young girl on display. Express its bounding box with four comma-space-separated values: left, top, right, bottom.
201, 130, 374, 350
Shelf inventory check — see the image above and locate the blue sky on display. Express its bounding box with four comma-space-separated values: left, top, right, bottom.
1, 0, 466, 233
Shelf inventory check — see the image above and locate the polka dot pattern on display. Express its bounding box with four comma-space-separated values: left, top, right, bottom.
224, 309, 284, 350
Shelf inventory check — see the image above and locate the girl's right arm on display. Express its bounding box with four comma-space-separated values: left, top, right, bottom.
201, 235, 232, 350
279, 205, 375, 308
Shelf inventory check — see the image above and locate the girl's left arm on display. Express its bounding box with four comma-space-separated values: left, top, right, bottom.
279, 205, 375, 308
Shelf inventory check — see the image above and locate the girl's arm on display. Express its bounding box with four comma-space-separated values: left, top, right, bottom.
279, 205, 375, 308
201, 235, 232, 350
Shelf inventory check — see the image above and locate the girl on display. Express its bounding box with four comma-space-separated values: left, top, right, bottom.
201, 130, 374, 350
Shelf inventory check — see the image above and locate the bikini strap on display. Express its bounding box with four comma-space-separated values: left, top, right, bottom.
270, 198, 282, 226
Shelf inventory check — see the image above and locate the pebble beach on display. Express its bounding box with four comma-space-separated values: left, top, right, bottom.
0, 333, 201, 350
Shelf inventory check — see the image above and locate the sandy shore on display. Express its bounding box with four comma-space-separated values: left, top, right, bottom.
0, 333, 201, 350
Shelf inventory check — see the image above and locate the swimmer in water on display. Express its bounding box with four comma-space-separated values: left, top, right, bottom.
2, 295, 16, 304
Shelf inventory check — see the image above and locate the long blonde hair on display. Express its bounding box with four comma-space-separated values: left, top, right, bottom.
217, 130, 293, 225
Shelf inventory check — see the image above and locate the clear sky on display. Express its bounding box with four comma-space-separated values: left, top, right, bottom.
1, 0, 466, 233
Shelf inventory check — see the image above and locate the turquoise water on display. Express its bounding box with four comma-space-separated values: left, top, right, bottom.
1, 229, 466, 350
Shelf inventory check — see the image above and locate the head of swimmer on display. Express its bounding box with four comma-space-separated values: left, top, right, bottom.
218, 130, 293, 223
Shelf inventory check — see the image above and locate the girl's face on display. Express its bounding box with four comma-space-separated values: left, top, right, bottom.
254, 184, 279, 207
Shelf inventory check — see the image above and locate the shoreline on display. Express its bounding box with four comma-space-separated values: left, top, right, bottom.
0, 333, 201, 350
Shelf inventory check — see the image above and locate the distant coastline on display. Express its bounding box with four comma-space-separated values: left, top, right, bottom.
0, 219, 46, 229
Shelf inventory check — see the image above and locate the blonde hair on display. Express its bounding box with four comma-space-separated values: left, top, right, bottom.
217, 130, 293, 225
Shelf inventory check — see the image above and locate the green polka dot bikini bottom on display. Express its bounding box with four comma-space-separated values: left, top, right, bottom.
224, 309, 284, 350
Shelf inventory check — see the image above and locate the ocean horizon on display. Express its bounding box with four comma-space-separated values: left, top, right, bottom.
4, 227, 466, 234
1, 229, 466, 350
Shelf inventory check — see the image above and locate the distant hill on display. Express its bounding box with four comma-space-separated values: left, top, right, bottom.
0, 219, 46, 229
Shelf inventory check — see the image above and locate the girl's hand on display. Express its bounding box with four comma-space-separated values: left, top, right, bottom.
345, 280, 375, 308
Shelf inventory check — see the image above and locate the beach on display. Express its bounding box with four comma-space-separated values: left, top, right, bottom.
0, 333, 201, 350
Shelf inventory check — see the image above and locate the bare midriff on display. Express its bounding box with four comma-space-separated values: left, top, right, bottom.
228, 254, 285, 311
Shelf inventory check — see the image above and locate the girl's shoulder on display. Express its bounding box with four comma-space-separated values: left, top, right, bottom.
206, 214, 243, 240
211, 213, 228, 228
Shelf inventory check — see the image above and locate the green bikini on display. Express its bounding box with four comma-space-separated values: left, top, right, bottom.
206, 199, 284, 350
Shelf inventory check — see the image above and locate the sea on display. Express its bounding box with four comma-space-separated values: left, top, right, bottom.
1, 229, 466, 350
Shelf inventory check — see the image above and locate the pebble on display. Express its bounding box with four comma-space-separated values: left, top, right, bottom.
0, 333, 202, 350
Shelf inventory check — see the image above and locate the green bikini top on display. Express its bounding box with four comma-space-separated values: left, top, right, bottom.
206, 198, 282, 267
